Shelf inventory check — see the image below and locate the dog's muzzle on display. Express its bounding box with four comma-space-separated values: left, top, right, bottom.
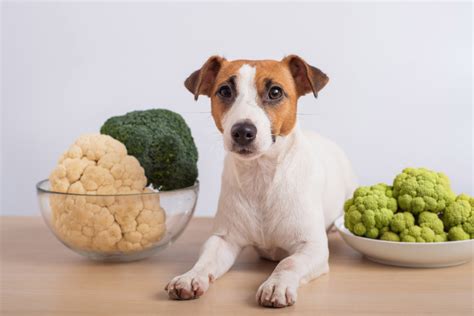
231, 122, 257, 146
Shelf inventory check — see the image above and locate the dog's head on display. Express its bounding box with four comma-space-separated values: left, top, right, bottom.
185, 55, 329, 160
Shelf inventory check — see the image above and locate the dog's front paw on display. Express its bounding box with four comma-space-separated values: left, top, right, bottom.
165, 272, 212, 300
256, 275, 298, 308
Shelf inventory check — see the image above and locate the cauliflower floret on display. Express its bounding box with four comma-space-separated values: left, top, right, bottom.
49, 134, 166, 253
400, 226, 435, 242
418, 211, 444, 234
390, 212, 415, 233
380, 231, 400, 242
344, 184, 397, 239
392, 168, 455, 214
443, 194, 473, 240
399, 225, 447, 242
447, 226, 470, 241
443, 195, 472, 229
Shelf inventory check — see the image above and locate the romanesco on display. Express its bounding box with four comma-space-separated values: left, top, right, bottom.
400, 226, 438, 242
392, 168, 455, 214
344, 184, 397, 239
390, 212, 415, 233
418, 211, 444, 234
344, 168, 472, 243
443, 194, 474, 240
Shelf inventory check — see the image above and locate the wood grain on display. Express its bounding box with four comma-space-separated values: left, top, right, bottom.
1, 216, 473, 315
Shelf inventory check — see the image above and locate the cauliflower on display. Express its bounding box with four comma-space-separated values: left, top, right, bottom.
447, 226, 470, 241
443, 194, 474, 240
49, 134, 166, 253
380, 231, 400, 242
399, 225, 446, 243
344, 184, 397, 239
390, 212, 415, 233
392, 168, 455, 214
344, 168, 471, 243
418, 211, 444, 234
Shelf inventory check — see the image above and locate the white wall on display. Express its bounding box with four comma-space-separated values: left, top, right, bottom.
1, 2, 472, 216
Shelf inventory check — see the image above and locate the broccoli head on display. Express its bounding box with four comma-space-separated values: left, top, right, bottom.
344, 184, 397, 239
100, 109, 198, 191
392, 168, 455, 214
443, 194, 474, 240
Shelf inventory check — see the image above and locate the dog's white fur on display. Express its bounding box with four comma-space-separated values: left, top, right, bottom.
166, 64, 357, 307
222, 65, 273, 157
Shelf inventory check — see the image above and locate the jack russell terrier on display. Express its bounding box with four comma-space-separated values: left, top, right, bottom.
165, 55, 357, 308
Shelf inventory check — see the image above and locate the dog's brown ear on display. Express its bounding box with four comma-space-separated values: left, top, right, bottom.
282, 55, 329, 98
185, 56, 226, 100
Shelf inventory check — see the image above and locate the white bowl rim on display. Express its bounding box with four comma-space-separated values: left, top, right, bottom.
36, 179, 199, 197
335, 215, 473, 246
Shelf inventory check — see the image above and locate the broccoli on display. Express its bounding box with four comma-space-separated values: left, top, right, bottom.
100, 109, 198, 191
392, 168, 455, 214
443, 194, 474, 240
344, 184, 397, 239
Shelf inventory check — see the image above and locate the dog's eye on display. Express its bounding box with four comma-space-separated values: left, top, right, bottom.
218, 85, 233, 99
268, 86, 283, 100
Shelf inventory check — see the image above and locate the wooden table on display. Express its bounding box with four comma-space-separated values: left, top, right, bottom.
1, 217, 473, 315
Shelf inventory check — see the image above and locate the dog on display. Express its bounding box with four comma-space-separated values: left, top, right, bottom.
165, 55, 357, 308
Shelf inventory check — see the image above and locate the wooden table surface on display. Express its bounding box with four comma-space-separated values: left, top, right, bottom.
1, 216, 473, 315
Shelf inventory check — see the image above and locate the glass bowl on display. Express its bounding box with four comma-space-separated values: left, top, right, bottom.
36, 179, 198, 262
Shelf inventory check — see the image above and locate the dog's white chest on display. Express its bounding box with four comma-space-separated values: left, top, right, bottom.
221, 154, 313, 252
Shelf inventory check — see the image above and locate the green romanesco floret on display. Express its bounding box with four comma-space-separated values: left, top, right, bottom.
380, 231, 400, 242
447, 226, 470, 241
400, 226, 436, 242
392, 168, 455, 214
100, 109, 198, 191
418, 211, 444, 234
344, 184, 397, 239
443, 194, 474, 240
390, 212, 415, 233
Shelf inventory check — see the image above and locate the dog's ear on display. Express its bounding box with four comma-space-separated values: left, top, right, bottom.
282, 55, 329, 98
185, 56, 226, 100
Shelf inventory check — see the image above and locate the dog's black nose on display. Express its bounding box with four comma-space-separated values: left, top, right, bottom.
231, 122, 257, 146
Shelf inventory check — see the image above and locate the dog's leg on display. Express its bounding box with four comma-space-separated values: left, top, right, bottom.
256, 241, 329, 308
165, 235, 241, 300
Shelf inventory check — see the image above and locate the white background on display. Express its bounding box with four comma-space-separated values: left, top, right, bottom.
1, 1, 472, 216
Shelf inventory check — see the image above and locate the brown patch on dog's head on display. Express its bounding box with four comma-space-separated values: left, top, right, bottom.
282, 55, 329, 98
185, 55, 329, 136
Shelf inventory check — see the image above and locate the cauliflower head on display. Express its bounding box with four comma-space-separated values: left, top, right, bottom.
447, 226, 470, 241
380, 231, 400, 242
49, 134, 166, 253
418, 211, 444, 234
400, 225, 446, 243
443, 194, 474, 240
392, 168, 455, 214
390, 212, 415, 233
344, 184, 397, 239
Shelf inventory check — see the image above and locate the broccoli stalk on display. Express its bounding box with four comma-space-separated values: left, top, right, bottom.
100, 109, 198, 191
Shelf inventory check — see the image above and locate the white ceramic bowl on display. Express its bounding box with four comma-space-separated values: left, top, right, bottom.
335, 216, 474, 268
